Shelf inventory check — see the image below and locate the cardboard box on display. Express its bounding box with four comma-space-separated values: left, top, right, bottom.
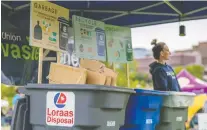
48, 63, 87, 84
86, 70, 106, 85
102, 67, 118, 86
79, 59, 117, 86
105, 76, 112, 86
80, 59, 105, 72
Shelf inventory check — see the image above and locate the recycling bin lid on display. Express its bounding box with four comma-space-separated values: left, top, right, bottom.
162, 91, 196, 108
167, 91, 196, 96
22, 84, 135, 94
134, 88, 169, 96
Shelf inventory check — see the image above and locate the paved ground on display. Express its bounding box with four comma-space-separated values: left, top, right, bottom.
1, 125, 199, 130
1, 126, 10, 130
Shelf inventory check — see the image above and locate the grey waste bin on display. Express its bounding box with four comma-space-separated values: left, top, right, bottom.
11, 84, 135, 130
156, 91, 195, 130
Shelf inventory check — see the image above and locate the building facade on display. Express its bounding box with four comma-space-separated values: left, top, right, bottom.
136, 52, 202, 74
176, 41, 207, 67
176, 41, 207, 80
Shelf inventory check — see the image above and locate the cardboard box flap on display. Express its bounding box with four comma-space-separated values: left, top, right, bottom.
48, 63, 87, 84
86, 70, 106, 85
103, 67, 117, 86
80, 59, 105, 72
105, 76, 112, 86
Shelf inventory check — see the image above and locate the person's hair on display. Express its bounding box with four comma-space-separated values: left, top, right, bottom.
151, 39, 166, 60
15, 88, 20, 94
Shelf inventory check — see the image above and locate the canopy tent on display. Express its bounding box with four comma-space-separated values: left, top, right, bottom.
177, 69, 207, 94
1, 1, 207, 29
1, 71, 12, 85
1, 1, 207, 86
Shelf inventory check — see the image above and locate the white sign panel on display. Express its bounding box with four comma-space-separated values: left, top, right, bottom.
146, 119, 153, 124
46, 92, 75, 127
60, 27, 80, 67
198, 113, 207, 130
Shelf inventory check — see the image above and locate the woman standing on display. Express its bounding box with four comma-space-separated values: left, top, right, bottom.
149, 39, 181, 91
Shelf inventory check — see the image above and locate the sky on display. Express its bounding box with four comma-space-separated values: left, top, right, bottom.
131, 19, 207, 52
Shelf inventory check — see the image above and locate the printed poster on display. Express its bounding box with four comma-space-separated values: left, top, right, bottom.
60, 27, 80, 67
1, 20, 39, 85
72, 15, 106, 61
105, 24, 133, 63
30, 1, 69, 52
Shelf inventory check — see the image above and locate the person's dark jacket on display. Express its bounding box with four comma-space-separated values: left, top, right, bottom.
149, 61, 181, 91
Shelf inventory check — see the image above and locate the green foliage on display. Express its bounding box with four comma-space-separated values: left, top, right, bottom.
174, 65, 205, 79
186, 65, 204, 79
174, 66, 183, 74
1, 84, 16, 107
116, 63, 128, 87
115, 60, 152, 88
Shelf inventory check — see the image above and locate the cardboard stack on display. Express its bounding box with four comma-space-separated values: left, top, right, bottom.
48, 63, 87, 84
48, 59, 118, 86
80, 59, 118, 86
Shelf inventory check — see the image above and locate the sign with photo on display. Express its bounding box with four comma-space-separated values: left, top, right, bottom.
72, 15, 106, 61
105, 24, 133, 63
60, 27, 80, 67
30, 1, 69, 52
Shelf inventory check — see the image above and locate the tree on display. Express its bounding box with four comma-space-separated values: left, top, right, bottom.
1, 84, 16, 107
174, 66, 183, 74
186, 65, 204, 79
104, 60, 152, 88
97, 60, 138, 88
174, 65, 204, 79
115, 60, 151, 88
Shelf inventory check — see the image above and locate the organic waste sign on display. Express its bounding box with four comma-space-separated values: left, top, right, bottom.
105, 24, 133, 63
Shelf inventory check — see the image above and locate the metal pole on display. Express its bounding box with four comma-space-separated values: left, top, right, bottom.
38, 48, 43, 83
126, 63, 130, 87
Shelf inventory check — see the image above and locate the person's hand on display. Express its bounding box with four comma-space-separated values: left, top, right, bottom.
20, 94, 25, 98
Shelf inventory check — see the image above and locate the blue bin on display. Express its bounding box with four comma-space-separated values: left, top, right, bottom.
121, 89, 169, 130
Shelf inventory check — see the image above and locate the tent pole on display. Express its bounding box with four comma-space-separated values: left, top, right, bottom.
102, 1, 164, 21
43, 57, 57, 61
57, 52, 61, 63
129, 15, 207, 28
164, 1, 182, 16
185, 7, 207, 16
126, 63, 130, 87
1, 2, 13, 10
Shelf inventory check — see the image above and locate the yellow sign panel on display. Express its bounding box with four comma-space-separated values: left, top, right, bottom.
30, 1, 69, 52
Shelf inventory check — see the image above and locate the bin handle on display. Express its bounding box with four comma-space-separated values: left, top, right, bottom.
100, 107, 122, 111
76, 125, 100, 128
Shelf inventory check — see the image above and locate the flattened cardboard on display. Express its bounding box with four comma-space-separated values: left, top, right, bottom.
86, 70, 106, 85
48, 63, 87, 84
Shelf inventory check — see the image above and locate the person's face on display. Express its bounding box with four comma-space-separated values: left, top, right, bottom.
160, 45, 171, 60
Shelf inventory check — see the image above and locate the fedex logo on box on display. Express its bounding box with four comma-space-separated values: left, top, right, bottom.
46, 92, 75, 127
